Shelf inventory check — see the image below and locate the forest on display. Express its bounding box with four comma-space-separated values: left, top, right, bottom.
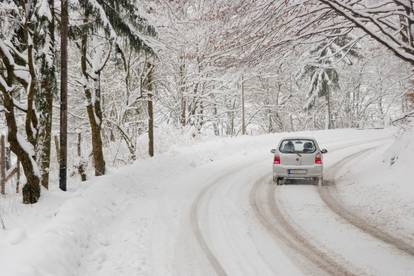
0, 0, 413, 204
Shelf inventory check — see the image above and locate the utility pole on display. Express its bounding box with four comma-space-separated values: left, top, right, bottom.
241, 75, 246, 135
59, 0, 68, 191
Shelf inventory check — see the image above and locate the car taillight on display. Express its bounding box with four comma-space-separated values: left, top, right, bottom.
274, 154, 281, 164
315, 153, 322, 164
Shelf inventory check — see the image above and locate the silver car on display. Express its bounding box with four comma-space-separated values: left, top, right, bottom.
271, 137, 328, 185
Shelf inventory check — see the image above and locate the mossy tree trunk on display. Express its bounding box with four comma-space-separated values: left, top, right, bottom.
80, 18, 106, 176
37, 0, 56, 189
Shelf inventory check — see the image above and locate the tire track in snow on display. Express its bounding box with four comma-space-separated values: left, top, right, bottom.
247, 141, 391, 275
190, 137, 394, 276
190, 162, 256, 276
190, 176, 229, 276
319, 147, 414, 257
250, 176, 359, 276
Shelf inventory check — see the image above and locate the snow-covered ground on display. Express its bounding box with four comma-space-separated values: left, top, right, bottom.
333, 126, 414, 246
3, 127, 414, 276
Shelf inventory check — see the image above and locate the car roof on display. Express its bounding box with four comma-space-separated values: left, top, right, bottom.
279, 136, 317, 141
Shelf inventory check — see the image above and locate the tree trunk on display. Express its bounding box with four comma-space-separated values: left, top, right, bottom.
81, 28, 106, 176
268, 112, 272, 133
179, 63, 186, 127
54, 135, 60, 163
146, 62, 155, 157
198, 99, 204, 133
5, 146, 11, 171
37, 91, 53, 189
1, 136, 5, 195
325, 91, 333, 129
77, 132, 87, 181
212, 102, 219, 136
23, 25, 41, 202
59, 0, 69, 191
290, 114, 294, 132
26, 43, 39, 149
86, 100, 106, 176
180, 97, 186, 127
3, 94, 40, 204
241, 76, 246, 135
0, 28, 41, 203
37, 0, 56, 189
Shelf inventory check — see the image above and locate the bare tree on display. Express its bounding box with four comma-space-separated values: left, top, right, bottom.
318, 0, 414, 65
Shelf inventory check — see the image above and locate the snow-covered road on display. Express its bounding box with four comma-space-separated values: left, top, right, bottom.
262, 146, 414, 276
191, 138, 414, 276
3, 129, 414, 276
80, 133, 414, 276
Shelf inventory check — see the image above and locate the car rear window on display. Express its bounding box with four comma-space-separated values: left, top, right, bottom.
279, 139, 316, 154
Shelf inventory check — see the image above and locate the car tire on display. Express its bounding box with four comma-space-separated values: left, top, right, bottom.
276, 177, 283, 186
317, 177, 324, 186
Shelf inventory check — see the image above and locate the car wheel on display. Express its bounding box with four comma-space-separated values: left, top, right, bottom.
317, 177, 324, 186
276, 177, 283, 186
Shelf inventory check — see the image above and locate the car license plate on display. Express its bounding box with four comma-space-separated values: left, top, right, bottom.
288, 169, 307, 174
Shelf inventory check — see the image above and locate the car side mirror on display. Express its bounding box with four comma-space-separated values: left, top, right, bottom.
270, 149, 276, 154
321, 149, 328, 154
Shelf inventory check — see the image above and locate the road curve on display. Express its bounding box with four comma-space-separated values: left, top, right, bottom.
189, 137, 402, 276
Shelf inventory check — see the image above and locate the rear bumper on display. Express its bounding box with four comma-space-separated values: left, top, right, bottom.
273, 164, 322, 178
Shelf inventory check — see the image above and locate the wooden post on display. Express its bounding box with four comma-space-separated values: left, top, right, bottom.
1, 135, 5, 195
